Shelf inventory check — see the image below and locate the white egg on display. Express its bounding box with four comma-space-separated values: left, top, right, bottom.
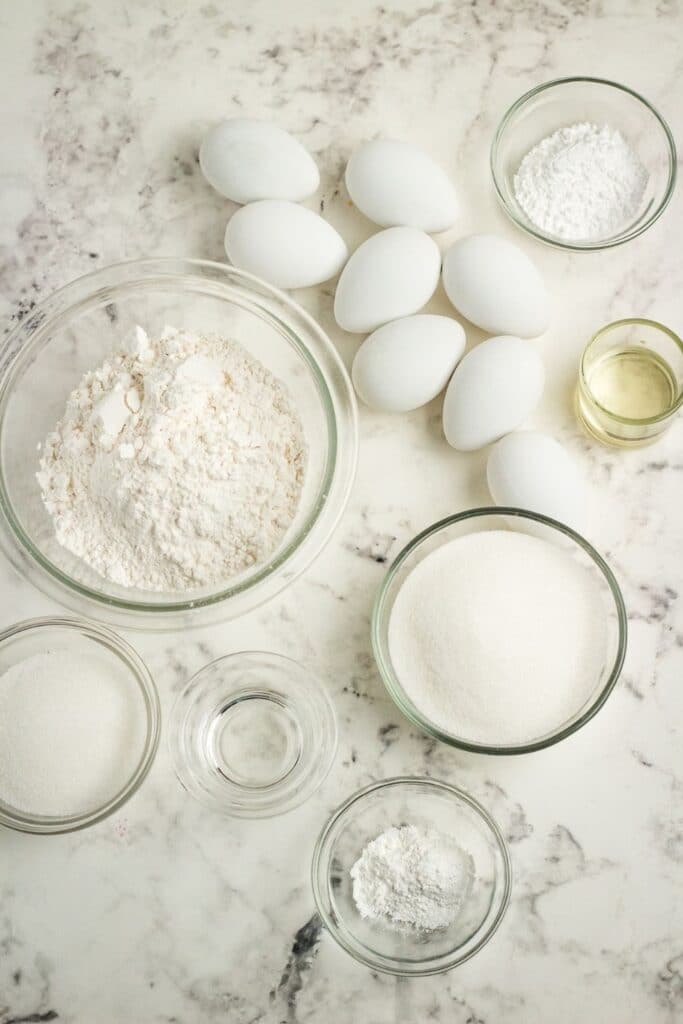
352, 315, 466, 413
224, 200, 348, 289
442, 335, 545, 451
334, 227, 441, 334
486, 431, 586, 532
345, 139, 458, 232
442, 234, 549, 339
200, 118, 319, 204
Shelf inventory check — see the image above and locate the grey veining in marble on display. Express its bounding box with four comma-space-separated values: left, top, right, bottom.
1, 1, 682, 1022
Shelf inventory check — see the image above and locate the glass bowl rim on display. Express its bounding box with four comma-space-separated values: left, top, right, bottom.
579, 317, 683, 424
0, 257, 358, 622
490, 75, 678, 252
311, 775, 512, 976
168, 648, 338, 819
371, 507, 628, 756
0, 615, 161, 835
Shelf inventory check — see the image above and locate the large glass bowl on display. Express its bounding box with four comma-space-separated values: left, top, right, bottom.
0, 616, 160, 835
311, 777, 511, 976
0, 259, 358, 629
491, 77, 677, 250
372, 508, 627, 755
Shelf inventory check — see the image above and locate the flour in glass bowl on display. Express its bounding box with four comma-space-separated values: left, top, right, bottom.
37, 325, 307, 591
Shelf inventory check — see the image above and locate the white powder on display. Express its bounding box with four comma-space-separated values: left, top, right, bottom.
350, 824, 474, 932
37, 325, 307, 591
0, 650, 145, 817
513, 122, 648, 241
388, 531, 608, 746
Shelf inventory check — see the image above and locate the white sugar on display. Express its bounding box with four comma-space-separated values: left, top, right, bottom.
388, 531, 609, 746
0, 649, 146, 818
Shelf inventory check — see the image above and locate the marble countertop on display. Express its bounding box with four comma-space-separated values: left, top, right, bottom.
1, 1, 682, 1021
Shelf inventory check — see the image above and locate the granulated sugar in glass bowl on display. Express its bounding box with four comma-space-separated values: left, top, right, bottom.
373, 509, 627, 755
0, 617, 160, 835
0, 259, 357, 630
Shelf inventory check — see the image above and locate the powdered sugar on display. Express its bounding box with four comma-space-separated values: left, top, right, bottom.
513, 122, 648, 241
37, 325, 307, 591
350, 824, 474, 932
388, 531, 608, 746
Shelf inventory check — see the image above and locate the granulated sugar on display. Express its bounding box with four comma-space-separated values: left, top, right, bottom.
388, 531, 608, 746
0, 649, 145, 817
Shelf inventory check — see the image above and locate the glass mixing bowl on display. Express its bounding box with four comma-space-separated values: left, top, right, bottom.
0, 616, 160, 835
491, 77, 677, 250
0, 259, 357, 629
372, 508, 627, 755
311, 777, 511, 976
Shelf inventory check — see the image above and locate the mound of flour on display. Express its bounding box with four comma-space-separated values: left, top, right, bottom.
37, 325, 307, 591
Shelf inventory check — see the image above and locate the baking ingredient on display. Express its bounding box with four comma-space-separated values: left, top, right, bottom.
585, 346, 677, 420
199, 118, 319, 204
442, 234, 549, 339
224, 200, 348, 289
334, 226, 441, 333
350, 824, 474, 931
345, 139, 458, 232
442, 335, 544, 450
513, 122, 648, 242
37, 325, 306, 591
486, 431, 586, 532
351, 314, 466, 413
388, 530, 608, 746
0, 649, 145, 817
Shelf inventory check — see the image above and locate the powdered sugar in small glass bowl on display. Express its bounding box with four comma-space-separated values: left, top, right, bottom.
311, 777, 511, 976
491, 77, 677, 251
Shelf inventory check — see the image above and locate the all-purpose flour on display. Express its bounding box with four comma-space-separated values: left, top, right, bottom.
513, 122, 648, 241
350, 824, 474, 932
37, 326, 307, 591
388, 531, 608, 746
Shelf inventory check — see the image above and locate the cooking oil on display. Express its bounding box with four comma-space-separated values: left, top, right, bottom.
586, 346, 677, 420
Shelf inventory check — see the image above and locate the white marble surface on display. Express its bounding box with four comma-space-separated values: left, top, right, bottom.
1, 1, 682, 1021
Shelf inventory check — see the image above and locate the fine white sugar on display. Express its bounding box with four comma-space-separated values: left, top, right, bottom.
513, 122, 648, 241
0, 649, 145, 818
350, 824, 474, 932
388, 531, 608, 746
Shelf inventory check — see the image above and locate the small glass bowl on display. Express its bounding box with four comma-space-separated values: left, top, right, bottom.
372, 508, 627, 755
169, 651, 337, 818
491, 77, 677, 250
577, 318, 683, 447
311, 777, 511, 976
0, 259, 358, 630
0, 617, 160, 835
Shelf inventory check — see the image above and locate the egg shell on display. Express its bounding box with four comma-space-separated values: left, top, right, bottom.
224, 200, 348, 290
345, 139, 458, 233
486, 431, 586, 532
442, 234, 549, 339
442, 335, 545, 451
200, 118, 319, 204
334, 227, 441, 334
352, 315, 466, 413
